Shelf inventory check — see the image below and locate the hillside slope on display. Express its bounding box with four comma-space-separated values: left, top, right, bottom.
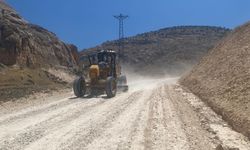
180, 22, 250, 139
0, 1, 79, 68
82, 26, 230, 76
0, 2, 78, 101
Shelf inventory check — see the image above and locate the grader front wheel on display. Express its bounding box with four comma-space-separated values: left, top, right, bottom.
73, 77, 86, 97
105, 77, 117, 98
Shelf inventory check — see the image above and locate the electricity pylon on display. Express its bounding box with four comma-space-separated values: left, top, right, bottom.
114, 14, 128, 58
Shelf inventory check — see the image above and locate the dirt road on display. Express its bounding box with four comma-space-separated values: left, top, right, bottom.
0, 78, 250, 150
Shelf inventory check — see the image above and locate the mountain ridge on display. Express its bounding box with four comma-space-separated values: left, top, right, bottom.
81, 26, 230, 76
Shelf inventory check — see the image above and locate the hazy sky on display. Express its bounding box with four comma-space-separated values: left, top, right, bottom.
6, 0, 250, 50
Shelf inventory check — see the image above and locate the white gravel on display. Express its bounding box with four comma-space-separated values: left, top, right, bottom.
0, 78, 249, 150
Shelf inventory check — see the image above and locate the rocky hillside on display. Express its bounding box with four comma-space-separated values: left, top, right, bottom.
0, 1, 79, 68
180, 21, 250, 139
0, 1, 78, 101
82, 26, 230, 76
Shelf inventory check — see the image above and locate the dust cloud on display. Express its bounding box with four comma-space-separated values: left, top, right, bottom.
123, 69, 179, 92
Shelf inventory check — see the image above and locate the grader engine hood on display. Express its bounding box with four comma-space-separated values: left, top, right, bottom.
89, 65, 100, 80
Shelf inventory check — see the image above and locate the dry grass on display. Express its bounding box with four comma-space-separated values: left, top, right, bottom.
0, 67, 74, 102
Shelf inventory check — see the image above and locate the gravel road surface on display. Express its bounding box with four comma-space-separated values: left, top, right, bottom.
0, 78, 249, 150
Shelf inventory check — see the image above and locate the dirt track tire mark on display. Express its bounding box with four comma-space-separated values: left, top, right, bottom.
2, 79, 247, 150
21, 91, 141, 150
143, 86, 167, 150
59, 91, 143, 150
0, 98, 107, 150
0, 98, 89, 138
85, 90, 153, 150
143, 88, 158, 150
0, 97, 73, 124
143, 85, 191, 150
160, 85, 189, 150
128, 96, 151, 150
116, 90, 152, 150
165, 85, 214, 150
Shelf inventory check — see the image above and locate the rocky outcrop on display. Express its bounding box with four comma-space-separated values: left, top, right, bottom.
82, 26, 230, 76
0, 1, 79, 68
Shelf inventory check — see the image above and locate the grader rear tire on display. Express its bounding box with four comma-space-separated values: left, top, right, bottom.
105, 77, 117, 98
73, 77, 86, 97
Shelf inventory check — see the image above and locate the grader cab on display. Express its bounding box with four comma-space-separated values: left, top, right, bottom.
73, 50, 128, 98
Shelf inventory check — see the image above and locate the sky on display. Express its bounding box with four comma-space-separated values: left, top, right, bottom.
6, 0, 250, 50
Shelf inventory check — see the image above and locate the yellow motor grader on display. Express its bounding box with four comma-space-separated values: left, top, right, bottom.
73, 50, 128, 98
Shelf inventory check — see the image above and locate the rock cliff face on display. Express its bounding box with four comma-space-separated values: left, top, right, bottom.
82, 26, 230, 76
0, 1, 79, 68
0, 1, 79, 102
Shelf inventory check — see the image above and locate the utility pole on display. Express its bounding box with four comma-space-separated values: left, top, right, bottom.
114, 14, 128, 58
